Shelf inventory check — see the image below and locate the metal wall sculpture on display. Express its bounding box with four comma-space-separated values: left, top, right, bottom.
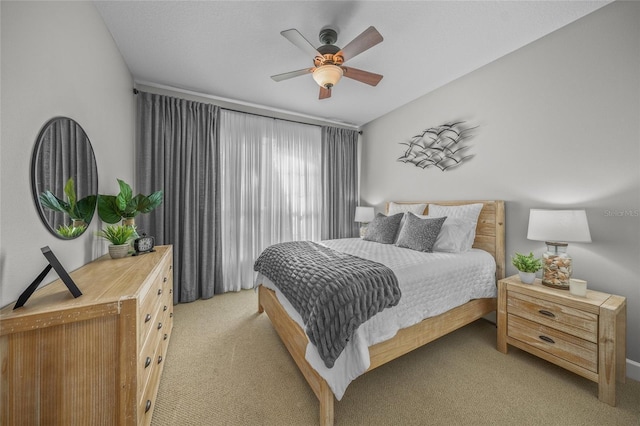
397, 121, 477, 171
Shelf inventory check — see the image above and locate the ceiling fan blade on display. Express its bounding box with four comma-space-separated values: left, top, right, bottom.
281, 29, 322, 59
341, 67, 383, 86
319, 86, 331, 100
336, 26, 383, 63
271, 68, 313, 82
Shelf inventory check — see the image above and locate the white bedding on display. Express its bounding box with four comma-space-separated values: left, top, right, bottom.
256, 237, 497, 400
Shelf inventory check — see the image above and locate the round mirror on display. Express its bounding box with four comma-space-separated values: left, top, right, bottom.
31, 117, 98, 239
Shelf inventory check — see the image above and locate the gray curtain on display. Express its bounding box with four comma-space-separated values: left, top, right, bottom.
136, 91, 221, 303
321, 126, 360, 240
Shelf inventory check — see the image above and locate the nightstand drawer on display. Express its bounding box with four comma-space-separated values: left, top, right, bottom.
508, 314, 597, 372
508, 291, 598, 343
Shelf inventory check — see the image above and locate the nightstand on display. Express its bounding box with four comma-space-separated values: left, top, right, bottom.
497, 275, 626, 406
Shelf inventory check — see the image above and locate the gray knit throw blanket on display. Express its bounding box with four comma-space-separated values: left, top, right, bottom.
254, 241, 401, 368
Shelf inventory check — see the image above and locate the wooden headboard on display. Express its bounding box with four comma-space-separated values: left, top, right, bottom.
386, 200, 505, 280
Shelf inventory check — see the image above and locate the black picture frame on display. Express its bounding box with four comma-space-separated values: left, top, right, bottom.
14, 246, 82, 309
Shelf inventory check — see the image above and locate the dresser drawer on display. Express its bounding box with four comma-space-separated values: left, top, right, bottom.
508, 314, 597, 372
139, 314, 164, 391
138, 344, 162, 425
138, 329, 170, 426
143, 260, 172, 331
507, 291, 598, 343
139, 273, 167, 343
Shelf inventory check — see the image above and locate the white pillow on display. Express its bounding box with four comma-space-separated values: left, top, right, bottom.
428, 203, 483, 225
388, 202, 427, 216
418, 215, 477, 253
424, 203, 484, 252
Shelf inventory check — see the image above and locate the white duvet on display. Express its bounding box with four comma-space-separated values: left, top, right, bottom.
256, 238, 496, 400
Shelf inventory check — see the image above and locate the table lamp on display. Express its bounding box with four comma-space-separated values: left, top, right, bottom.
354, 206, 375, 238
527, 209, 591, 289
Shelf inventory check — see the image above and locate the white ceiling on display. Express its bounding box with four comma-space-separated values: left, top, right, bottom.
94, 1, 609, 128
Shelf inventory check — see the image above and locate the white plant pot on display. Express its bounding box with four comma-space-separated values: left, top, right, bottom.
518, 271, 536, 284
108, 243, 130, 259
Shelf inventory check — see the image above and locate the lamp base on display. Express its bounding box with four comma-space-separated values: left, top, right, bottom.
541, 281, 570, 290
541, 242, 572, 290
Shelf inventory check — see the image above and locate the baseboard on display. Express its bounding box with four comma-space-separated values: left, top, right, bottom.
482, 311, 496, 324
627, 359, 640, 381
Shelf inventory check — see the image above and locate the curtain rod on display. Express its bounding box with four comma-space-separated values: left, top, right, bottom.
132, 87, 363, 135
219, 106, 364, 135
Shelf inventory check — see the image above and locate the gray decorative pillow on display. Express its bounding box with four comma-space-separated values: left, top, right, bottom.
395, 213, 447, 252
363, 213, 404, 244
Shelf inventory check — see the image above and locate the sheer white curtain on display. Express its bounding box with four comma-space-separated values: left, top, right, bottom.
219, 110, 322, 292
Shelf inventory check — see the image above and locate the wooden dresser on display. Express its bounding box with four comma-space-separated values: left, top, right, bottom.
0, 245, 174, 425
497, 275, 626, 406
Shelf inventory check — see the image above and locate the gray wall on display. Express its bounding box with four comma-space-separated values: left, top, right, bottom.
0, 1, 135, 306
360, 1, 640, 375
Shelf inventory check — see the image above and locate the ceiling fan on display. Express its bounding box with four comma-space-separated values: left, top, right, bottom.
271, 26, 384, 99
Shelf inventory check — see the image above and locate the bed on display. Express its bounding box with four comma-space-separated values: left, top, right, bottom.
256, 200, 505, 425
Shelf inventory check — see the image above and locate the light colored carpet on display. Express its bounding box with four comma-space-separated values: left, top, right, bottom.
152, 289, 639, 425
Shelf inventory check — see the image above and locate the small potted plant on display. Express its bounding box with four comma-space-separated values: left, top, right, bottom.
97, 179, 163, 226
97, 224, 137, 259
512, 252, 543, 284
56, 223, 87, 239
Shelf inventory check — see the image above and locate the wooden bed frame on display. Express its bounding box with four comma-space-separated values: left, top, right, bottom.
257, 200, 505, 425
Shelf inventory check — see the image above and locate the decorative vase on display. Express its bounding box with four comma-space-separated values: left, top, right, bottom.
122, 217, 135, 227
108, 243, 130, 259
72, 219, 86, 228
121, 218, 139, 250
518, 271, 536, 284
542, 242, 571, 289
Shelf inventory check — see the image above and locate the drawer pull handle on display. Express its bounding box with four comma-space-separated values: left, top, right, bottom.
157, 322, 163, 330
538, 310, 556, 318
163, 333, 168, 340
170, 312, 173, 318
145, 357, 151, 368
163, 305, 168, 311
145, 314, 152, 323
158, 355, 163, 364
145, 400, 152, 413
163, 277, 168, 283
158, 288, 163, 295
539, 335, 555, 344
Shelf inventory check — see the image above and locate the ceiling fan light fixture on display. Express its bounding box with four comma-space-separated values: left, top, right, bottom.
312, 64, 343, 89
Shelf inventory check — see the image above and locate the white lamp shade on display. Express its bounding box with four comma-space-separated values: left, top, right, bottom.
527, 209, 592, 243
312, 65, 343, 88
354, 206, 375, 223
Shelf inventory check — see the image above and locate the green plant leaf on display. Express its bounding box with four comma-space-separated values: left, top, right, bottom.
64, 177, 77, 209
56, 223, 87, 238
96, 224, 137, 245
98, 179, 163, 223
39, 191, 69, 214
140, 190, 163, 213
125, 193, 145, 217
511, 252, 543, 273
97, 195, 122, 224
76, 195, 97, 224
115, 179, 132, 212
